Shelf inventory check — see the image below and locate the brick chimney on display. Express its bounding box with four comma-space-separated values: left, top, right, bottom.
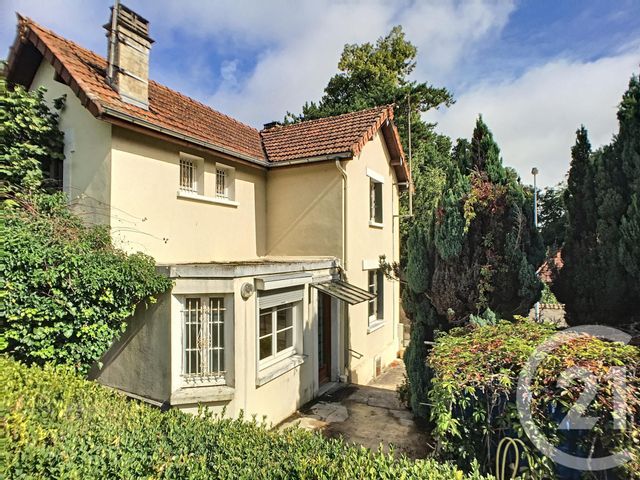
104, 3, 153, 109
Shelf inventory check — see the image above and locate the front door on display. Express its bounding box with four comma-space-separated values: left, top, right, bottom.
318, 292, 332, 385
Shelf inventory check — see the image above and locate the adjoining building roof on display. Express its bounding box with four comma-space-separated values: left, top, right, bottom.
4, 16, 409, 182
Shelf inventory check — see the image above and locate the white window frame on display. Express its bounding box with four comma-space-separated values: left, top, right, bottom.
367, 168, 384, 227
367, 269, 385, 331
257, 302, 298, 370
215, 162, 236, 200
181, 295, 227, 385
179, 153, 204, 195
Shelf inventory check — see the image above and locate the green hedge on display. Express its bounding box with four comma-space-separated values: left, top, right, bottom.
0, 357, 489, 479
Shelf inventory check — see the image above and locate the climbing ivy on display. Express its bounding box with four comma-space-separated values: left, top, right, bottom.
0, 81, 172, 373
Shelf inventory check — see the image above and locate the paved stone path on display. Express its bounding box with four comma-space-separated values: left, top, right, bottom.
279, 360, 431, 459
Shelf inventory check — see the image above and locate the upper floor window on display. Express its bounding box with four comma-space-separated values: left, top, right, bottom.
367, 168, 384, 226
179, 153, 203, 194
368, 269, 384, 327
182, 296, 226, 382
215, 163, 235, 200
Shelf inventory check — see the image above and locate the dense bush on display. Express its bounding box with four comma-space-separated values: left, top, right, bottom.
0, 194, 173, 373
427, 320, 640, 478
1, 81, 172, 373
0, 357, 490, 479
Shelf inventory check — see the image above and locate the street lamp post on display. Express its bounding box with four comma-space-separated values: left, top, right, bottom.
532, 167, 540, 322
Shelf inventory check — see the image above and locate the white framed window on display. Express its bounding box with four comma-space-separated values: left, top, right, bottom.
368, 269, 384, 327
179, 153, 203, 194
215, 163, 235, 200
181, 296, 226, 383
259, 303, 295, 366
369, 179, 383, 225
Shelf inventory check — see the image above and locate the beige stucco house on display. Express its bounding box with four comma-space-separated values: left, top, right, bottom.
5, 5, 410, 424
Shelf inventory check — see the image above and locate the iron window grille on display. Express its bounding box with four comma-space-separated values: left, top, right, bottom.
215, 168, 228, 198
181, 297, 225, 382
179, 157, 197, 193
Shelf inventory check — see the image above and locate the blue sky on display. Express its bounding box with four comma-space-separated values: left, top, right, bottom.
2, 0, 639, 187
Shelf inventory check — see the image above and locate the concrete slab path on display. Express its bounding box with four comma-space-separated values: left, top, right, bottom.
279, 360, 432, 460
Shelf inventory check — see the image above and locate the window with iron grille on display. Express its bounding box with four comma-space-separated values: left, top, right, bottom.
258, 303, 295, 364
368, 269, 384, 326
182, 296, 225, 381
215, 168, 228, 198
179, 157, 197, 193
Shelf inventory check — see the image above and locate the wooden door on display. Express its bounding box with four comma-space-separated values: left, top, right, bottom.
318, 292, 332, 384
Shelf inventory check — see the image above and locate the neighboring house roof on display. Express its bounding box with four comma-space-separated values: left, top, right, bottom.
4, 16, 409, 182
537, 249, 564, 284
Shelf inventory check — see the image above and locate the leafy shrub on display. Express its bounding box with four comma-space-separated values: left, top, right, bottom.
0, 357, 491, 479
0, 194, 172, 373
427, 319, 640, 478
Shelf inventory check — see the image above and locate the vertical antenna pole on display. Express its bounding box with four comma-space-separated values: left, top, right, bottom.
408, 90, 413, 217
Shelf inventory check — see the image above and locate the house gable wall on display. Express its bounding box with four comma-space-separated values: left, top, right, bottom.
30, 61, 112, 225
344, 132, 401, 384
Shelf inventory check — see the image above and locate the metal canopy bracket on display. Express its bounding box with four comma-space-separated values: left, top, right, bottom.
311, 279, 374, 305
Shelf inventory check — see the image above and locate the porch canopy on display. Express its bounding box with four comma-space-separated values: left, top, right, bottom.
311, 280, 374, 305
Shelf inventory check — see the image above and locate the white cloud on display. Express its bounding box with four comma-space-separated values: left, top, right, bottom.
426, 51, 640, 187
166, 0, 516, 126
2, 0, 514, 128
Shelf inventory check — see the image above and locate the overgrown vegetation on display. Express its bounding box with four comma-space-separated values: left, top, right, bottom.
428, 320, 640, 478
554, 75, 640, 328
0, 357, 490, 480
0, 81, 172, 373
401, 117, 544, 416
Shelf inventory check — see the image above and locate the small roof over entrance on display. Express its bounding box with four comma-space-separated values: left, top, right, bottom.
311, 280, 374, 305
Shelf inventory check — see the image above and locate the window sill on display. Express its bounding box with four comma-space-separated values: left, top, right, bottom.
369, 221, 384, 229
367, 319, 386, 334
256, 354, 305, 387
170, 385, 234, 405
177, 190, 239, 207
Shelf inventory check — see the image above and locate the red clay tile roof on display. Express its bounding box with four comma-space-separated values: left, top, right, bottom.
7, 16, 266, 162
261, 106, 409, 181
261, 106, 392, 161
537, 249, 564, 283
6, 16, 408, 182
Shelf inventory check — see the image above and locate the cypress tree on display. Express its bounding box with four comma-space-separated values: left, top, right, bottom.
555, 75, 640, 327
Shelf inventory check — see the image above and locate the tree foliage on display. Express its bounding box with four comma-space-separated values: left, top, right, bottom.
0, 80, 65, 195
285, 26, 453, 152
0, 82, 172, 373
402, 117, 544, 416
554, 75, 640, 327
538, 182, 567, 250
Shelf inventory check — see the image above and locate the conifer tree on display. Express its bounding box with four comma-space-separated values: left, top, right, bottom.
555, 75, 640, 327
403, 117, 544, 414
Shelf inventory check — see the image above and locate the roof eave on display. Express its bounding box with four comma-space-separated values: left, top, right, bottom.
101, 106, 269, 168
